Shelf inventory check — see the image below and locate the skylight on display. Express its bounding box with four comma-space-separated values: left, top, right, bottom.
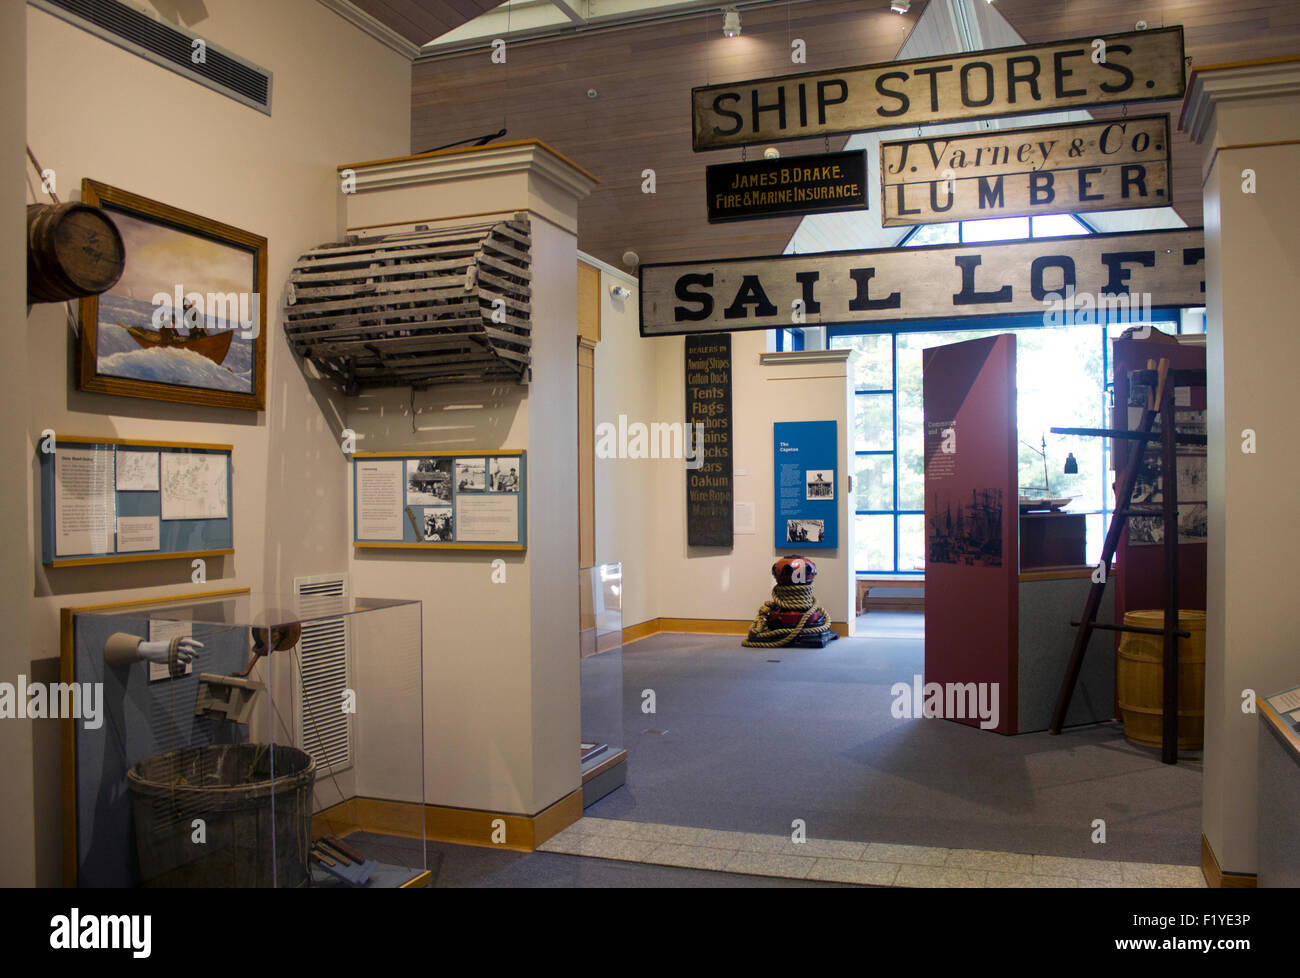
423, 0, 730, 53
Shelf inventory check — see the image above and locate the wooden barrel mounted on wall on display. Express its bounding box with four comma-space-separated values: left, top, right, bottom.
27, 202, 125, 303
1117, 609, 1207, 750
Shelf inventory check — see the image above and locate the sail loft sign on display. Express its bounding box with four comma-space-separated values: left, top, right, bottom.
880, 115, 1173, 226
638, 228, 1205, 337
691, 27, 1185, 151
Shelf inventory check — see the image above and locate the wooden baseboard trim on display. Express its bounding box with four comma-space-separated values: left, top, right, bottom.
1201, 834, 1257, 888
623, 617, 850, 644
312, 790, 583, 853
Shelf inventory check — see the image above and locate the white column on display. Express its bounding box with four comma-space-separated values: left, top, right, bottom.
1182, 58, 1300, 876
341, 142, 598, 816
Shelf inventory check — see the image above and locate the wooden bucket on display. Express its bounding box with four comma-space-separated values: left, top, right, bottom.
1117, 609, 1207, 750
27, 202, 125, 303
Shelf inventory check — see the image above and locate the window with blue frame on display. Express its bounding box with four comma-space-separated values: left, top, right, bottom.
825, 213, 1199, 576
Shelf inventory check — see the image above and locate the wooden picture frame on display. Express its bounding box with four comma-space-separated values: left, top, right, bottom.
77, 179, 267, 411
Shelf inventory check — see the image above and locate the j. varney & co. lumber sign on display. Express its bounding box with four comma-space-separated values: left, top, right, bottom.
880, 115, 1172, 226
639, 228, 1204, 337
691, 27, 1185, 151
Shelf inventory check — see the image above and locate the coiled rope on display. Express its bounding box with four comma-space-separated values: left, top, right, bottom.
741, 582, 830, 648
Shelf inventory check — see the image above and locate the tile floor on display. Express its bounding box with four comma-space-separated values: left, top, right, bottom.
538, 817, 1208, 888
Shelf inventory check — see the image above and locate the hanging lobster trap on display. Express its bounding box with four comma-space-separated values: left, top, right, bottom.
284, 215, 531, 393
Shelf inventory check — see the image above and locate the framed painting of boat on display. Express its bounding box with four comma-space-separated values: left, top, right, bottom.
77, 180, 267, 411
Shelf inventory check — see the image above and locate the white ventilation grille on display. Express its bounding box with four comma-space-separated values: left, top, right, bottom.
32, 0, 274, 115
294, 573, 352, 775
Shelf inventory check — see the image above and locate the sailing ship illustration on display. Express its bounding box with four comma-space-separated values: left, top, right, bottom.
927, 488, 1003, 566
119, 289, 233, 365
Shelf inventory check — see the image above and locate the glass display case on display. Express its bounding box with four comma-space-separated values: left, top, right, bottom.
65, 590, 426, 888
579, 562, 626, 805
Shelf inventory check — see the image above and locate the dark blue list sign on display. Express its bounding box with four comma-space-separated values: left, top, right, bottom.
685, 333, 733, 547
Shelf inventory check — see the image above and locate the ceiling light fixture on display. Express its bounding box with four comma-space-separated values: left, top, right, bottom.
891, 1, 910, 13
722, 7, 741, 37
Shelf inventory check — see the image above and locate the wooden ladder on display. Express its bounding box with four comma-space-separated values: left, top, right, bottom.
1047, 357, 1207, 764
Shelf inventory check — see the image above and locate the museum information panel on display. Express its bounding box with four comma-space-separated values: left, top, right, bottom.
352, 451, 526, 551
923, 335, 1018, 734
773, 420, 838, 549
40, 437, 233, 566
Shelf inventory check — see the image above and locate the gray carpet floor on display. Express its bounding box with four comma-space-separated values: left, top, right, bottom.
583, 613, 1203, 866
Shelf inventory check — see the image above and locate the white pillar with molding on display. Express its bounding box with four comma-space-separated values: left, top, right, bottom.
1182, 57, 1300, 879
339, 141, 598, 822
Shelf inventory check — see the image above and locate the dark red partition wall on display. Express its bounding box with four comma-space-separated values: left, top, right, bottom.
923, 335, 1019, 735
1111, 334, 1209, 619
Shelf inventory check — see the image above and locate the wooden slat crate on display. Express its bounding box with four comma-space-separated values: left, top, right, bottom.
283, 215, 531, 392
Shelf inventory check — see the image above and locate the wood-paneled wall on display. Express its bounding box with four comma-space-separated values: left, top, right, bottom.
412, 0, 920, 270
993, 0, 1300, 230
411, 1, 1300, 267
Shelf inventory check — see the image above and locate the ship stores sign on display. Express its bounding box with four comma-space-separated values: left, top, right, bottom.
706, 150, 867, 222
638, 228, 1205, 337
691, 27, 1185, 151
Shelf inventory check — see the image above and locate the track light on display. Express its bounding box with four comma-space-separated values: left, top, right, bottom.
722, 7, 741, 37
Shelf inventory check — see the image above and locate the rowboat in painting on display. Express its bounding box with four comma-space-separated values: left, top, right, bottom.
125, 325, 234, 365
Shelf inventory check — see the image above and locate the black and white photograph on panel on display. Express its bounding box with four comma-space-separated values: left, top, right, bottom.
423, 506, 454, 542
1128, 515, 1165, 547
1177, 455, 1207, 502
787, 518, 825, 543
1179, 502, 1208, 544
456, 458, 486, 492
927, 487, 1003, 566
407, 458, 452, 505
806, 469, 834, 500
1130, 451, 1163, 505
490, 457, 521, 493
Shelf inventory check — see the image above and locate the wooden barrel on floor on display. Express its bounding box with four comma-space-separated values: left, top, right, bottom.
1117, 609, 1206, 750
27, 202, 125, 303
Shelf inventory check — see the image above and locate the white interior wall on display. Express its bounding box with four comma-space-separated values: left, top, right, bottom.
591, 259, 661, 628
592, 316, 855, 629
650, 337, 855, 627
1198, 76, 1300, 876
1, 0, 35, 889
19, 0, 411, 885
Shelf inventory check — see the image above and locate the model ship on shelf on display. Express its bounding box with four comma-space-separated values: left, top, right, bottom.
1019, 433, 1075, 511
1018, 495, 1074, 512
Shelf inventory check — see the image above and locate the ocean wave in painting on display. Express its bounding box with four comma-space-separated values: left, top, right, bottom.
98, 344, 253, 392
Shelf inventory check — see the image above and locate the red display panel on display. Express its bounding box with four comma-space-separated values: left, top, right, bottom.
923, 335, 1019, 734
